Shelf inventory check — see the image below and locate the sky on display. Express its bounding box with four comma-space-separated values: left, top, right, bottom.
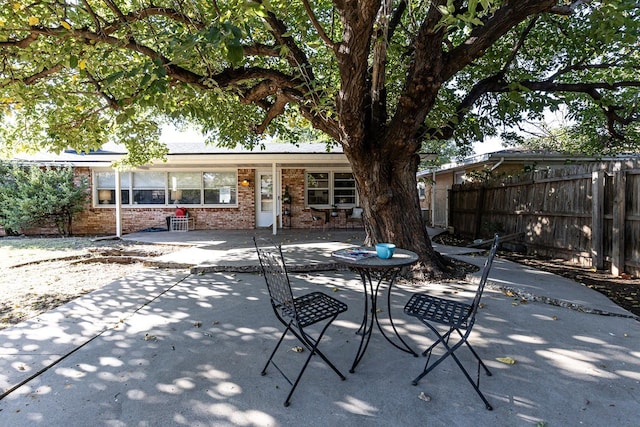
473, 137, 506, 155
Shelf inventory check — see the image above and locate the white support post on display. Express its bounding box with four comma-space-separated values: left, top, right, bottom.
272, 162, 277, 236
115, 168, 122, 238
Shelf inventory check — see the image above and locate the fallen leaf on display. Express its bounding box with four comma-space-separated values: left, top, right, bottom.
496, 357, 516, 365
552, 315, 558, 320
504, 290, 515, 297
194, 322, 202, 328
291, 346, 304, 353
144, 333, 157, 341
418, 392, 431, 402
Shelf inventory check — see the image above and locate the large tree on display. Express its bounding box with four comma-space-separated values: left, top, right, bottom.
1, 1, 639, 275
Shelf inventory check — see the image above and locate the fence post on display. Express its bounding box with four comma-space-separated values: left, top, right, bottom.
591, 169, 605, 270
611, 162, 626, 277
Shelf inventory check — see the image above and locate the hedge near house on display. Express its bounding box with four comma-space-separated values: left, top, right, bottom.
0, 161, 89, 236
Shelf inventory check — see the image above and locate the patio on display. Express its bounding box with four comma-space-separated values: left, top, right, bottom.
0, 230, 638, 426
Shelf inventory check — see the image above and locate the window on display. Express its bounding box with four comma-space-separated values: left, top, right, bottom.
306, 171, 357, 207
454, 171, 466, 184
94, 170, 237, 207
133, 172, 166, 205
94, 171, 130, 205
333, 172, 356, 206
307, 172, 329, 205
204, 172, 236, 204
169, 172, 201, 204
417, 181, 426, 199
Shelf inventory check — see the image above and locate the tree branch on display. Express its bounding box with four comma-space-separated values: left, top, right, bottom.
20, 64, 64, 86
85, 72, 121, 110
549, 0, 593, 16
501, 16, 539, 74
424, 77, 640, 141
80, 0, 104, 34
102, 6, 206, 34
251, 92, 288, 134
442, 0, 557, 81
301, 0, 335, 49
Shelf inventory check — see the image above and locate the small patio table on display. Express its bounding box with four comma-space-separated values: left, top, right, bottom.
332, 247, 419, 373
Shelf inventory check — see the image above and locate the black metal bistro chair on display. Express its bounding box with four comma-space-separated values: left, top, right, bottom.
404, 234, 499, 410
253, 237, 348, 407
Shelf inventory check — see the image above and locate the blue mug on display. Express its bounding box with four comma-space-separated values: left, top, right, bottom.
375, 243, 396, 259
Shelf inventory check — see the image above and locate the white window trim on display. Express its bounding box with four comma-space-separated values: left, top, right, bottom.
93, 169, 239, 208
305, 169, 358, 208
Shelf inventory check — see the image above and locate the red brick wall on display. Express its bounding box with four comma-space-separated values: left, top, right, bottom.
1, 166, 331, 236
80, 168, 258, 234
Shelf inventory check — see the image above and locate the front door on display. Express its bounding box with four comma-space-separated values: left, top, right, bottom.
256, 171, 274, 227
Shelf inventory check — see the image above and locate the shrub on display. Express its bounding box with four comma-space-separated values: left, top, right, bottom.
0, 161, 89, 236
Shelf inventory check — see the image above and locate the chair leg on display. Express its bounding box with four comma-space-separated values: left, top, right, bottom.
262, 322, 293, 376
456, 329, 492, 377
282, 319, 344, 407
448, 348, 494, 410
264, 316, 345, 407
412, 326, 493, 410
297, 320, 346, 380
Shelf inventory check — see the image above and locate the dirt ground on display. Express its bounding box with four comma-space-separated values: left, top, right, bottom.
433, 234, 640, 317
0, 237, 185, 330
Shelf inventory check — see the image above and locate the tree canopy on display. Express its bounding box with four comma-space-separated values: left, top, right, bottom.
1, 0, 639, 275
1, 1, 638, 163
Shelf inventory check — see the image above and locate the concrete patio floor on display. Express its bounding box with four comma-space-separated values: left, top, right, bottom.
0, 229, 638, 426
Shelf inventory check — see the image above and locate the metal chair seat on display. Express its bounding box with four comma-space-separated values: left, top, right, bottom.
404, 294, 471, 329
288, 292, 348, 328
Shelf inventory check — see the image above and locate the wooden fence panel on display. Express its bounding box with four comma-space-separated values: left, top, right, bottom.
449, 159, 640, 277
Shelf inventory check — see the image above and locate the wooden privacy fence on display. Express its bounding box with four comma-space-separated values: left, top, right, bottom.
449, 159, 640, 278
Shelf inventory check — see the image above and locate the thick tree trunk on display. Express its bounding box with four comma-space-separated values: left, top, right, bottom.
343, 142, 447, 278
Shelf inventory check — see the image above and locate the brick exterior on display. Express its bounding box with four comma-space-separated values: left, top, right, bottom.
2, 167, 342, 236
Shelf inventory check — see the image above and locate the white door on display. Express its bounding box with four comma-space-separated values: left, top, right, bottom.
256, 171, 274, 227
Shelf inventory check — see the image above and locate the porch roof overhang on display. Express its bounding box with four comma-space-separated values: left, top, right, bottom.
10, 142, 352, 169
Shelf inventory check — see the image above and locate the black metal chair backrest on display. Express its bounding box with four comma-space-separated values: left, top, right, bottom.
254, 238, 298, 321
468, 234, 500, 328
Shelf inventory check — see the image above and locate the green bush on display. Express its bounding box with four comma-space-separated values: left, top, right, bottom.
0, 161, 89, 236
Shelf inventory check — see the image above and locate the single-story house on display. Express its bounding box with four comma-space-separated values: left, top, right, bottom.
417, 149, 637, 228
4, 142, 366, 236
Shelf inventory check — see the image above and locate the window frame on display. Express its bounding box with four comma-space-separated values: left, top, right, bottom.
93, 169, 239, 208
305, 169, 358, 209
